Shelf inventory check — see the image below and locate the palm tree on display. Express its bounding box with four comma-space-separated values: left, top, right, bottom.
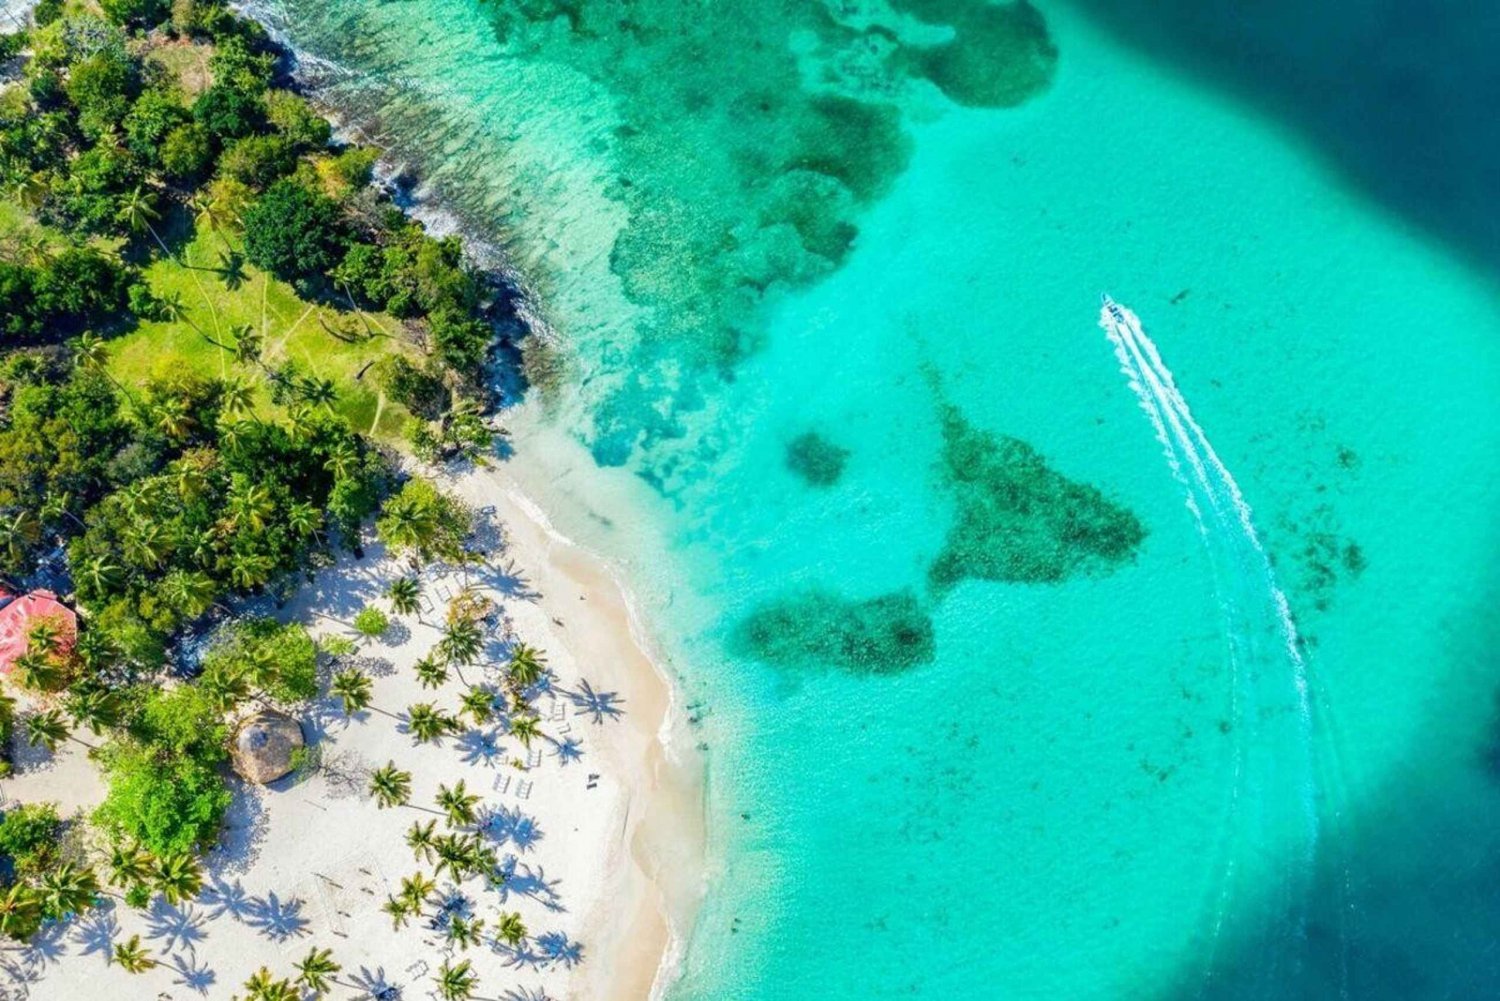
115, 185, 167, 256
113, 933, 156, 973
152, 852, 203, 905
118, 185, 222, 339
381, 894, 412, 930
220, 375, 255, 416
445, 914, 484, 951
432, 834, 471, 882
24, 708, 72, 752
227, 551, 275, 590
8, 170, 48, 212
434, 958, 478, 1001
243, 967, 299, 1001
495, 910, 527, 947
200, 662, 251, 711
459, 686, 495, 727
330, 669, 373, 717
155, 396, 197, 440
36, 862, 100, 919
323, 442, 359, 481
368, 762, 412, 809
232, 324, 263, 366
190, 189, 238, 255
0, 883, 40, 941
397, 871, 435, 911
414, 656, 448, 691
124, 523, 170, 569
106, 842, 154, 892
78, 551, 124, 595
293, 946, 341, 995
405, 820, 439, 863
435, 780, 479, 830
12, 652, 62, 693
387, 576, 422, 617
406, 703, 453, 744
300, 375, 337, 410
0, 507, 40, 568
163, 569, 217, 620
439, 618, 483, 670
508, 642, 548, 690
228, 481, 274, 533
65, 686, 121, 737
287, 501, 322, 543
509, 714, 542, 749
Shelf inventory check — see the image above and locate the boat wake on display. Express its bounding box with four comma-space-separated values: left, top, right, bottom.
1100, 296, 1331, 996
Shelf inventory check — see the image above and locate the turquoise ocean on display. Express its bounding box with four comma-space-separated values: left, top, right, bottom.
248, 0, 1500, 996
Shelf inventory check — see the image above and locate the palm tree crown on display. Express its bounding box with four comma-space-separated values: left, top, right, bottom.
368, 762, 412, 809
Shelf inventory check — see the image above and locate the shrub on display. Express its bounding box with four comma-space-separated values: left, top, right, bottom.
33, 0, 63, 25
123, 88, 189, 164
95, 745, 230, 856
201, 617, 319, 703
0, 803, 63, 878
241, 180, 344, 281
265, 90, 330, 151
378, 355, 449, 419
218, 133, 295, 189
428, 308, 492, 375
329, 146, 378, 188
65, 50, 138, 140
99, 0, 168, 29
192, 81, 263, 143
160, 123, 214, 181
352, 605, 389, 638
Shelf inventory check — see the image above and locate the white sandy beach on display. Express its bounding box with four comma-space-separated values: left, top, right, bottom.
0, 463, 705, 1001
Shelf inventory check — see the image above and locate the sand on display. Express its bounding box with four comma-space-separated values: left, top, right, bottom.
0, 463, 705, 1001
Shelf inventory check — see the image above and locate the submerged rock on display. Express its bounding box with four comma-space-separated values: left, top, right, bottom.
930, 404, 1145, 590
785, 431, 850, 487
734, 588, 935, 674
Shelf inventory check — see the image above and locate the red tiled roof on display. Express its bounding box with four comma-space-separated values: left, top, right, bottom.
0, 590, 77, 673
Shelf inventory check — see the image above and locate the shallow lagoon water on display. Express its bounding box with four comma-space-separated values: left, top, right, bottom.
252, 0, 1500, 996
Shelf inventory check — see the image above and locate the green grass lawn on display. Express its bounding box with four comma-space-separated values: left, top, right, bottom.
106, 221, 420, 441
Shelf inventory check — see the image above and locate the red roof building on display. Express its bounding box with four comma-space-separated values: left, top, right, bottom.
0, 590, 77, 673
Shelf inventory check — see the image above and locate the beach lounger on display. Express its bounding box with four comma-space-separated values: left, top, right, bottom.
549, 700, 567, 721
492, 774, 512, 794
516, 780, 533, 800
526, 747, 542, 769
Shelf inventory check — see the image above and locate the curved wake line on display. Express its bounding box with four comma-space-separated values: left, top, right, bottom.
1101, 296, 1324, 992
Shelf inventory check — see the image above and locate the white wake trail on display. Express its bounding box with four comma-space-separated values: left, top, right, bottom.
1101, 296, 1324, 995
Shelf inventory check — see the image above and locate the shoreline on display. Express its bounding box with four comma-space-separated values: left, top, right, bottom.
444, 463, 707, 1001
5, 460, 706, 1001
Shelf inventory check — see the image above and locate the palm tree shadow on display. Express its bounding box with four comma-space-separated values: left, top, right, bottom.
69, 907, 118, 960
501, 987, 555, 1001
534, 930, 584, 969
199, 874, 255, 923
243, 891, 310, 942
481, 804, 544, 853
562, 679, 626, 724
458, 727, 505, 767
145, 899, 208, 953
169, 951, 217, 995
348, 965, 401, 999
20, 920, 68, 968
493, 859, 565, 913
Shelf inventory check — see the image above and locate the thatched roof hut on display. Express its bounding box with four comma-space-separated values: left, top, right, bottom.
231, 710, 305, 784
